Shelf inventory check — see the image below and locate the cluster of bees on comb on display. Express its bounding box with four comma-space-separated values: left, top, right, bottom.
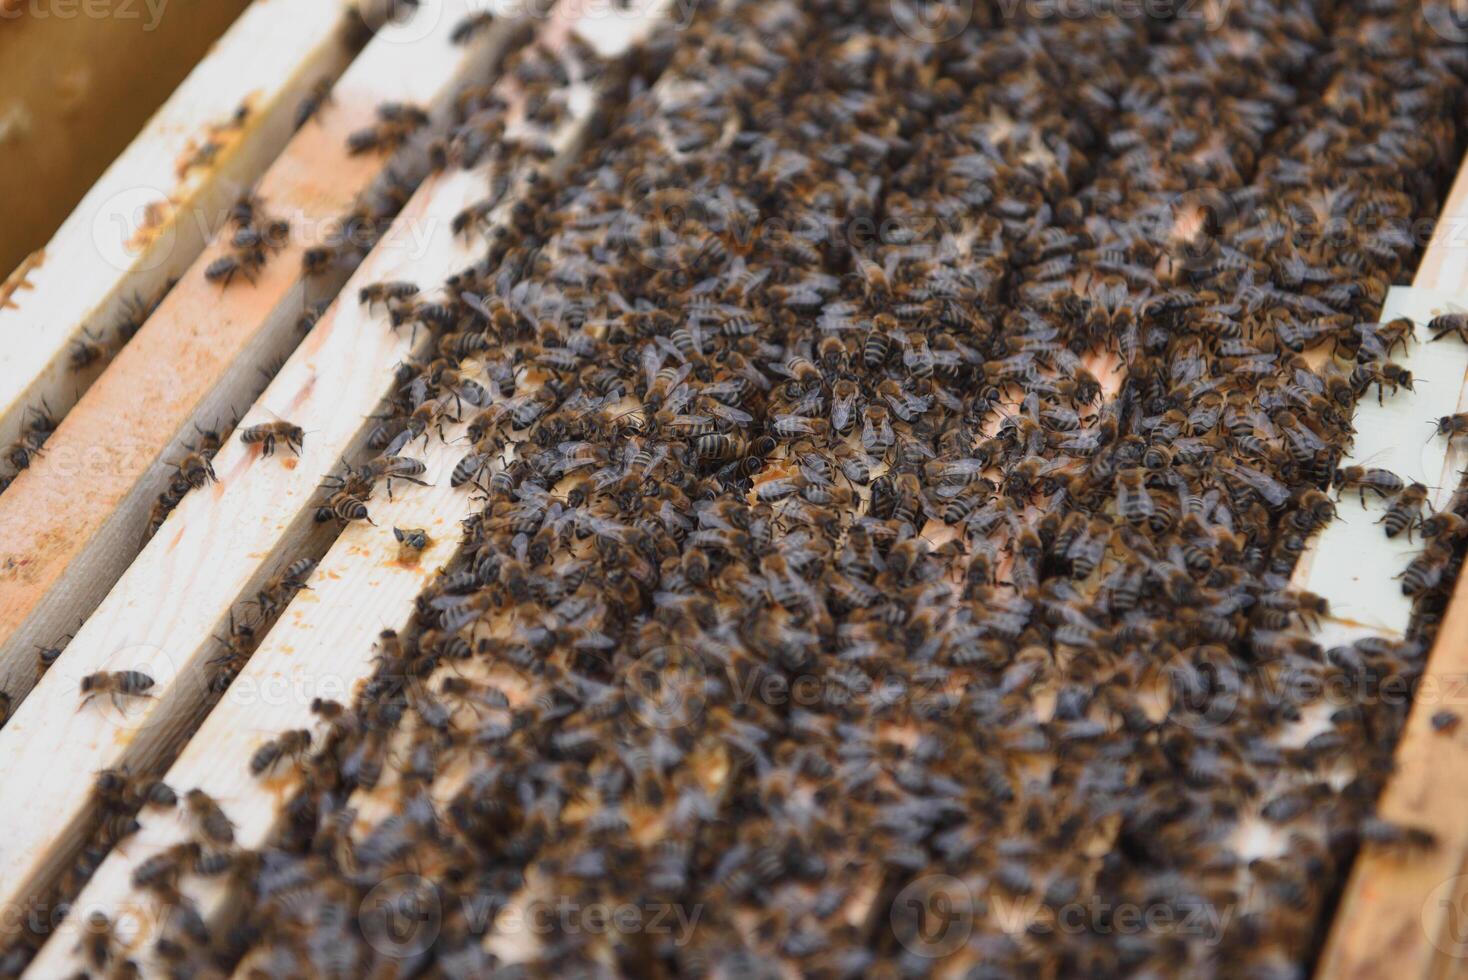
29, 0, 1468, 976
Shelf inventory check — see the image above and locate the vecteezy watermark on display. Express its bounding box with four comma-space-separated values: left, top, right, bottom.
889, 874, 1236, 960
889, 0, 975, 41
1423, 0, 1468, 42
360, 875, 444, 960
625, 645, 707, 731
358, 875, 703, 958
890, 875, 975, 958
889, 0, 1229, 41
0, 0, 168, 30
1424, 874, 1468, 959
621, 645, 967, 732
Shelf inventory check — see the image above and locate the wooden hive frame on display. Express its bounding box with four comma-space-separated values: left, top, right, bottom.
0, 0, 531, 711
0, 0, 364, 457
2, 2, 1468, 976
0, 0, 680, 972
1315, 159, 1468, 980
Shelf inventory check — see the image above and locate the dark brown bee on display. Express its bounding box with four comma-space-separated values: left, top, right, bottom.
130, 842, 197, 892
451, 11, 496, 44
356, 452, 431, 498
318, 488, 375, 524
240, 420, 304, 457
294, 77, 335, 130
1377, 483, 1428, 540
347, 102, 430, 155
1423, 511, 1468, 541
79, 670, 155, 710
69, 326, 107, 370
227, 191, 261, 228
75, 911, 117, 971
360, 280, 420, 309
1333, 466, 1404, 506
1399, 543, 1453, 597
185, 788, 235, 845
249, 729, 312, 775
205, 253, 256, 288
174, 448, 218, 489
1428, 312, 1468, 343
1432, 413, 1468, 442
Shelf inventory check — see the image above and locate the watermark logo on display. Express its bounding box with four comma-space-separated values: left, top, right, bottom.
360, 874, 443, 959
1424, 0, 1468, 42
1425, 874, 1468, 959
625, 645, 707, 731
890, 0, 973, 41
891, 874, 975, 959
91, 186, 176, 274
0, 0, 169, 31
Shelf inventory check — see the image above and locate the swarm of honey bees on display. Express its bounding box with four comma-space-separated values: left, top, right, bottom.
27, 0, 1468, 975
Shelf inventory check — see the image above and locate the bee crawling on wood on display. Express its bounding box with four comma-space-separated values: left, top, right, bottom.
209, 608, 257, 692
360, 280, 420, 310
357, 452, 430, 498
1376, 482, 1429, 540
1333, 466, 1405, 506
1431, 412, 1468, 443
75, 910, 119, 972
204, 252, 260, 288
241, 420, 304, 457
69, 326, 107, 371
252, 558, 316, 617
1398, 541, 1455, 597
294, 77, 335, 130
184, 788, 235, 845
347, 101, 430, 155
249, 728, 312, 776
1428, 312, 1468, 344
79, 670, 155, 711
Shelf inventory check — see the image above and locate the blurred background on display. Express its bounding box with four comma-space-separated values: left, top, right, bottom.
0, 0, 250, 276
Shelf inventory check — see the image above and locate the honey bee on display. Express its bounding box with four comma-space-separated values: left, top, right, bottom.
1432, 413, 1468, 442
347, 102, 430, 155
240, 420, 304, 457
1376, 483, 1428, 540
75, 911, 118, 971
184, 788, 235, 845
252, 558, 316, 616
249, 729, 312, 775
1333, 466, 1404, 506
79, 670, 155, 710
301, 244, 339, 278
69, 326, 107, 370
1428, 312, 1468, 344
317, 487, 375, 525
294, 77, 335, 130
357, 452, 430, 497
204, 253, 257, 288
360, 280, 421, 309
